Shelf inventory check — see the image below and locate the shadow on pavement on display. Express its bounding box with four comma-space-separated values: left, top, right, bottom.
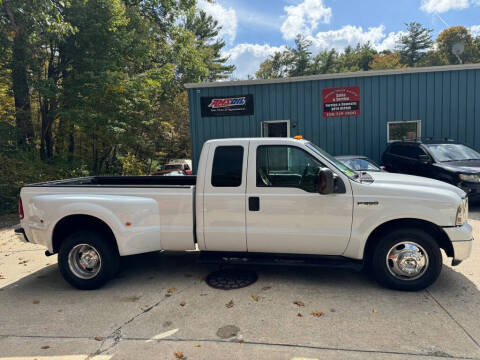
0, 249, 477, 301
469, 202, 480, 220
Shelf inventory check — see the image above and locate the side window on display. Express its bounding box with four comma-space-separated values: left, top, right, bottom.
211, 146, 244, 187
389, 144, 407, 156
403, 146, 426, 159
257, 145, 323, 192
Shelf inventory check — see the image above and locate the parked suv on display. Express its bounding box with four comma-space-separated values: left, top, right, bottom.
382, 139, 480, 200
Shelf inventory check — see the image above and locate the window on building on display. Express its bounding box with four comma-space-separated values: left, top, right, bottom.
256, 145, 324, 193
387, 121, 421, 142
211, 146, 243, 187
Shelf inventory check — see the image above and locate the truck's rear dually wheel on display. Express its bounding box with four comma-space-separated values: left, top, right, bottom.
372, 228, 442, 291
58, 230, 119, 290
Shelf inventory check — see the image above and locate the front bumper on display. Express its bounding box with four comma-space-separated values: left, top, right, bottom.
14, 227, 29, 243
442, 222, 473, 266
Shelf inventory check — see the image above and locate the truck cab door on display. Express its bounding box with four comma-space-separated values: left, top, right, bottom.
245, 140, 353, 255
201, 141, 249, 252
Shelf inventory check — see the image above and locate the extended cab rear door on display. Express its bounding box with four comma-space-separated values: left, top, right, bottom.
201, 140, 249, 251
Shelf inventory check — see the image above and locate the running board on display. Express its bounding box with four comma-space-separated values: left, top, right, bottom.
198, 251, 363, 271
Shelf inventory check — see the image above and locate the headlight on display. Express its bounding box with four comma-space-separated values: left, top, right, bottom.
459, 174, 480, 182
456, 197, 468, 226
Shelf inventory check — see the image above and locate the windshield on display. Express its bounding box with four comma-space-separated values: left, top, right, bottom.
305, 142, 357, 179
425, 144, 480, 162
165, 164, 182, 170
340, 158, 381, 171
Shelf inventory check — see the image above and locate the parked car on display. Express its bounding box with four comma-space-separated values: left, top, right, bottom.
163, 170, 185, 176
336, 155, 384, 172
153, 160, 192, 176
16, 137, 472, 291
382, 139, 480, 200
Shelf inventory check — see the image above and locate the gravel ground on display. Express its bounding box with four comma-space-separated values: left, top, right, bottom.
0, 209, 479, 360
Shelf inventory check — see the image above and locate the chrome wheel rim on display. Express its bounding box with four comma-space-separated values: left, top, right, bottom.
68, 244, 102, 280
386, 241, 429, 281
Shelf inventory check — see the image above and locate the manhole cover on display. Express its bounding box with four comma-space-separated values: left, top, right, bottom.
205, 269, 258, 290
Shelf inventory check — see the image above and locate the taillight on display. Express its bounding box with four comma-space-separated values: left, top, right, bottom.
18, 197, 24, 220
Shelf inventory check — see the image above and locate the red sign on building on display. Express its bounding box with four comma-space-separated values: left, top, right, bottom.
322, 86, 360, 118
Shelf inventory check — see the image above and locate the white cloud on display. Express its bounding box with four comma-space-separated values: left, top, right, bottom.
223, 43, 288, 79
197, 0, 237, 44
281, 0, 332, 40
307, 25, 404, 53
471, 25, 480, 36
420, 0, 470, 13
376, 31, 407, 52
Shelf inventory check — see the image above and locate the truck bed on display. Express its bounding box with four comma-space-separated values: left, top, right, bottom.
20, 176, 197, 255
25, 175, 197, 187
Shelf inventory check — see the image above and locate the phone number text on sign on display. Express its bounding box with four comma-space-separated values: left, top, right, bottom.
322, 86, 360, 118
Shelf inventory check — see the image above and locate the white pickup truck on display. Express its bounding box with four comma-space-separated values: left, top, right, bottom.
15, 137, 473, 291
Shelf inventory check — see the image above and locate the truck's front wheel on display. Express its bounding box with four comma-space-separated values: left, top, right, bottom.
372, 228, 442, 291
58, 230, 119, 290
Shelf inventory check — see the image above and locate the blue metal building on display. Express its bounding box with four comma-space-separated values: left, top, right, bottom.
185, 64, 480, 171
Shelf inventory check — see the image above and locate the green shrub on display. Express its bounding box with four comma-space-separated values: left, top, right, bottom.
0, 153, 89, 215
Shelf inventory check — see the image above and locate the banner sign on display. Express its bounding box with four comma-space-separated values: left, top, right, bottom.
322, 86, 360, 118
201, 94, 254, 117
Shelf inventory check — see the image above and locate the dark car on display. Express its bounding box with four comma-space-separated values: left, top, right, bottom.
381, 138, 480, 199
335, 155, 384, 172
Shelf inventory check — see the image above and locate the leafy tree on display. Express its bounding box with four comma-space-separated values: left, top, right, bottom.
369, 52, 405, 70
256, 50, 292, 79
354, 42, 377, 71
397, 22, 433, 67
309, 49, 338, 74
436, 26, 476, 64
335, 46, 361, 72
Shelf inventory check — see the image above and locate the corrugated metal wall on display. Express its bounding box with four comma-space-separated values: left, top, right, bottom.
188, 67, 480, 171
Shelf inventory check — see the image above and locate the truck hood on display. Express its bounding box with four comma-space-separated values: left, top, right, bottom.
366, 171, 465, 198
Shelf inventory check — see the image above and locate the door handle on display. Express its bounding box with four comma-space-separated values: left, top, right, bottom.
249, 197, 260, 211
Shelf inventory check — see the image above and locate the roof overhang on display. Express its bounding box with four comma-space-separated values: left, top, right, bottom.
184, 64, 480, 89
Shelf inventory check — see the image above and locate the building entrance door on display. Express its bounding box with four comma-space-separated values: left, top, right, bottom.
261, 120, 290, 137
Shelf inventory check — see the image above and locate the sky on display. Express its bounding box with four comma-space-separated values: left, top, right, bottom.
197, 0, 480, 79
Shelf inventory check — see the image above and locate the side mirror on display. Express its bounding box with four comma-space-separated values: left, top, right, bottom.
418, 154, 431, 164
318, 168, 334, 195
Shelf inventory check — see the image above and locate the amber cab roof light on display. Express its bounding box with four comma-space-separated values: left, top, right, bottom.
293, 135, 303, 140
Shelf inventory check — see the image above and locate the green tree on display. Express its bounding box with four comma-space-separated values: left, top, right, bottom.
397, 22, 433, 67
185, 10, 235, 81
289, 34, 311, 77
256, 50, 292, 79
369, 52, 405, 70
1, 0, 35, 148
436, 26, 476, 64
308, 49, 337, 74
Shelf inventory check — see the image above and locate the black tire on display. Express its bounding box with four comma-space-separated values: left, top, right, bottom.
58, 230, 119, 290
371, 228, 442, 291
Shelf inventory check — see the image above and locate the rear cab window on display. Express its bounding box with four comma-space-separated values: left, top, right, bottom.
211, 146, 244, 187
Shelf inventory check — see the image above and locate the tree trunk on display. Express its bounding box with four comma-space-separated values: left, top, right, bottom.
10, 25, 34, 148
40, 43, 57, 160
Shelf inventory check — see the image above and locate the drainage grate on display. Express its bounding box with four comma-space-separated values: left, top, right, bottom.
205, 269, 258, 290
